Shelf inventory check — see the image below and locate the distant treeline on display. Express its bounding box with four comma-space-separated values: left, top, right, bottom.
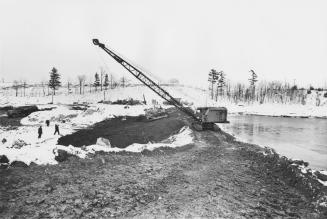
208, 69, 327, 105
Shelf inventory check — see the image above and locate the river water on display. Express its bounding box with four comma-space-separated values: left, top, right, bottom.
220, 114, 327, 170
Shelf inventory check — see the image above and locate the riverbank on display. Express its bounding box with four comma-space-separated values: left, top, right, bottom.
0, 109, 327, 218
220, 114, 327, 171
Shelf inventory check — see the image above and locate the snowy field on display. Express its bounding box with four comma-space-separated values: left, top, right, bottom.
0, 102, 194, 165
1, 85, 327, 166
1, 85, 327, 118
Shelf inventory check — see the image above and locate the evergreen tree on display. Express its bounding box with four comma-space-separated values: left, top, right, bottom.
208, 69, 218, 100
94, 72, 100, 91
48, 67, 61, 95
249, 69, 258, 86
216, 71, 226, 100
103, 74, 109, 90
249, 69, 258, 101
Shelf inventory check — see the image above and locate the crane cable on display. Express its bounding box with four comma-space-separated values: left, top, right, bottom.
93, 45, 119, 81
104, 44, 166, 85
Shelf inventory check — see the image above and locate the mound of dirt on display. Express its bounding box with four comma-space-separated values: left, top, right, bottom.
7, 105, 38, 118
0, 115, 22, 129
58, 110, 186, 148
111, 98, 143, 105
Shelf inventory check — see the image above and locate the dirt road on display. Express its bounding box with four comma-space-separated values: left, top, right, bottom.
0, 111, 326, 218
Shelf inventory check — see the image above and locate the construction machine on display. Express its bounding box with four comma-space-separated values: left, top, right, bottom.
92, 39, 228, 130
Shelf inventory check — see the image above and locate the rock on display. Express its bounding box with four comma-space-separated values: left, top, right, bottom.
112, 98, 142, 105
316, 171, 327, 181
11, 139, 28, 149
7, 105, 38, 118
54, 149, 74, 162
71, 106, 87, 111
291, 160, 309, 167
0, 155, 9, 164
74, 199, 82, 205
96, 137, 111, 147
2, 138, 7, 144
10, 161, 28, 168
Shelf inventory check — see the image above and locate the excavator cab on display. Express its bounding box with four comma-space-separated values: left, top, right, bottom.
195, 107, 228, 130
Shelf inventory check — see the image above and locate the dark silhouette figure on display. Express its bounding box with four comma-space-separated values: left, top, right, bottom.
54, 124, 60, 135
38, 126, 43, 138
46, 120, 50, 127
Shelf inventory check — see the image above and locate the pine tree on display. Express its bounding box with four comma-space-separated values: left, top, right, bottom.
208, 69, 218, 100
103, 74, 109, 90
94, 72, 100, 91
48, 67, 61, 95
249, 70, 258, 86
216, 71, 226, 100
249, 69, 258, 101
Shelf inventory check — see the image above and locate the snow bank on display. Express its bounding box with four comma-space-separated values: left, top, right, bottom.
224, 103, 327, 118
84, 126, 193, 153
0, 104, 146, 165
0, 126, 193, 165
0, 101, 193, 166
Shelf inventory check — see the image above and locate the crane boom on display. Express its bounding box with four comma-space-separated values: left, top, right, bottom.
92, 39, 200, 122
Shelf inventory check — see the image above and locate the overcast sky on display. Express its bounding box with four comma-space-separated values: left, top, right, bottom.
0, 0, 326, 87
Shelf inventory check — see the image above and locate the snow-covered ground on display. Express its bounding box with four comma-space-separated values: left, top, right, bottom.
1, 85, 326, 118
1, 85, 327, 166
0, 102, 194, 165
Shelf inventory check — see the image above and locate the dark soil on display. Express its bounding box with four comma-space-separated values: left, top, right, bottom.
1, 109, 326, 218
58, 110, 185, 148
0, 110, 22, 130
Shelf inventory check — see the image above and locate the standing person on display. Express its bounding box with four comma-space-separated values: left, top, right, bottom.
54, 124, 60, 135
46, 120, 50, 127
38, 126, 43, 138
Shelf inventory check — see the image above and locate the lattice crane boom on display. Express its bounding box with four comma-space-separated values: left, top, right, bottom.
92, 39, 200, 122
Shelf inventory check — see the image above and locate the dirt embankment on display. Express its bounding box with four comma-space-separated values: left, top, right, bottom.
57, 110, 185, 148
0, 110, 22, 130
1, 109, 326, 218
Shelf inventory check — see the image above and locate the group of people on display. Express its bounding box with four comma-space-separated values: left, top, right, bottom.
38, 120, 60, 138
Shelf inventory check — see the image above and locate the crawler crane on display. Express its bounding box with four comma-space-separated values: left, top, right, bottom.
92, 39, 227, 130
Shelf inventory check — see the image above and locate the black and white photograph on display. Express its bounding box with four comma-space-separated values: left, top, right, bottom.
0, 0, 327, 218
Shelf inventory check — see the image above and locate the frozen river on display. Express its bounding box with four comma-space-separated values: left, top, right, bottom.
220, 114, 327, 170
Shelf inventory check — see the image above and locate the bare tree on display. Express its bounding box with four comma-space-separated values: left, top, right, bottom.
77, 75, 86, 95
100, 67, 105, 91
12, 80, 20, 97
41, 81, 46, 96
67, 80, 72, 94
22, 80, 27, 97
110, 74, 114, 89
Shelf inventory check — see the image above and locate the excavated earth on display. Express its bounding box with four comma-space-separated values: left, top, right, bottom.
0, 110, 21, 130
57, 111, 185, 148
0, 109, 327, 218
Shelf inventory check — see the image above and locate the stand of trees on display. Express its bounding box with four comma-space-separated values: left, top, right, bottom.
2, 66, 326, 106
206, 69, 324, 105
